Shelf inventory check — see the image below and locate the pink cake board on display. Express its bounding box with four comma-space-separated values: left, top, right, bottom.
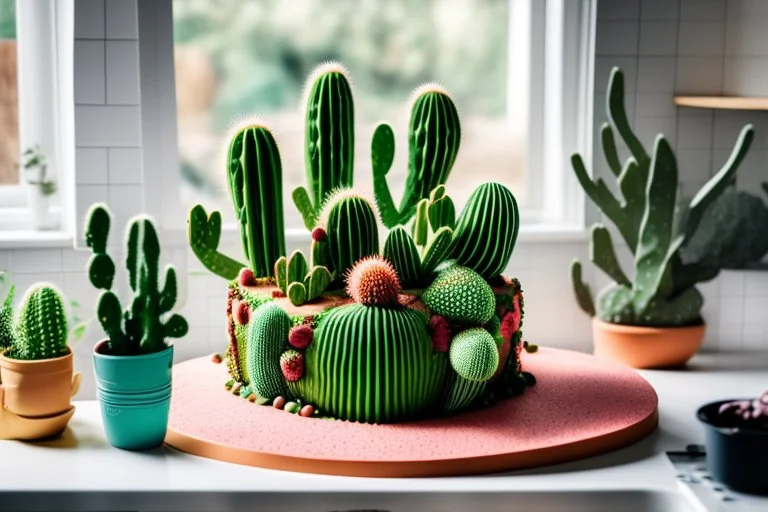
165, 347, 658, 477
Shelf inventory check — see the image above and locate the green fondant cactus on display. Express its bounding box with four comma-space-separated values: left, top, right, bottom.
290, 304, 448, 423
292, 64, 355, 230
11, 284, 69, 360
321, 191, 379, 282
449, 328, 499, 382
0, 285, 15, 351
570, 67, 755, 327
450, 182, 520, 279
422, 265, 495, 325
85, 203, 188, 355
373, 85, 461, 228
383, 222, 454, 289
246, 302, 291, 400
274, 250, 331, 306
188, 204, 246, 280
227, 123, 286, 278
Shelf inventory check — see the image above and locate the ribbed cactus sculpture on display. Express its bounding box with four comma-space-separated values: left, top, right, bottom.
85, 203, 188, 355
10, 284, 69, 360
570, 67, 755, 326
293, 64, 356, 230
373, 85, 461, 228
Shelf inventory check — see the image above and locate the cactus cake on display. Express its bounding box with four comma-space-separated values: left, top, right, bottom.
189, 62, 536, 424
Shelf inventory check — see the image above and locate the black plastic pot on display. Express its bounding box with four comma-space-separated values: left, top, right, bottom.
697, 399, 768, 496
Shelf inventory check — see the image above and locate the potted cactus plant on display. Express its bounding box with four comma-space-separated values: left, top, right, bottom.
0, 283, 81, 439
697, 390, 768, 495
84, 203, 188, 450
569, 66, 755, 369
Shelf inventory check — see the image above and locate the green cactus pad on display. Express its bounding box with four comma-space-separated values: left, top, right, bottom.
450, 182, 520, 279
290, 303, 448, 423
422, 265, 495, 325
246, 302, 291, 400
449, 328, 499, 382
14, 285, 69, 360
188, 204, 246, 281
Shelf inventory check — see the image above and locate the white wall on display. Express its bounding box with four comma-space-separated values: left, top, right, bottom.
0, 0, 766, 399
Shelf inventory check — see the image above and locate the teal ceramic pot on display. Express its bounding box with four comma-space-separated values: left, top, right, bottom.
92, 340, 174, 450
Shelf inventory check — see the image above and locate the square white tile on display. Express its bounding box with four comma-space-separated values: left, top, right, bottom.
637, 57, 676, 92
675, 56, 724, 94
105, 0, 138, 39
641, 0, 679, 20
681, 0, 726, 21
108, 147, 143, 184
596, 21, 640, 56
74, 40, 105, 104
639, 21, 678, 55
106, 41, 140, 105
74, 0, 105, 39
76, 147, 108, 184
75, 106, 142, 147
677, 21, 725, 56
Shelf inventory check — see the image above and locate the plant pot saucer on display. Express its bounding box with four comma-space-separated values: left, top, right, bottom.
0, 404, 76, 440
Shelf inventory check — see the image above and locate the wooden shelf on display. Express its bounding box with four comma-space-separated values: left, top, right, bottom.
674, 95, 768, 111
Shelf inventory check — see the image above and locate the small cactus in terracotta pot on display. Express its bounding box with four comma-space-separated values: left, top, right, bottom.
0, 283, 81, 440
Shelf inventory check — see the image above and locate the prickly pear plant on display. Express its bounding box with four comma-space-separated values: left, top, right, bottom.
10, 284, 69, 360
0, 285, 15, 352
292, 63, 356, 230
681, 183, 768, 270
373, 84, 461, 228
85, 203, 188, 355
188, 204, 246, 280
274, 249, 333, 306
570, 67, 755, 327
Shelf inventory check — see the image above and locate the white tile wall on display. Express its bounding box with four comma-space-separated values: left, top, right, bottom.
1, 0, 767, 400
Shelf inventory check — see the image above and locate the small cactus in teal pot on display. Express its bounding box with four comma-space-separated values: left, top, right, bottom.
85, 203, 188, 355
570, 66, 755, 327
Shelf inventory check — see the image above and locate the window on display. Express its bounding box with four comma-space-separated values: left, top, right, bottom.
0, 0, 73, 235
171, 0, 594, 236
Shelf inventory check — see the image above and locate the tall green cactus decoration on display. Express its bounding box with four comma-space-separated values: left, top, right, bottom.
293, 63, 355, 230
85, 203, 189, 355
570, 67, 755, 327
373, 85, 461, 228
0, 285, 15, 352
227, 123, 286, 278
11, 284, 69, 360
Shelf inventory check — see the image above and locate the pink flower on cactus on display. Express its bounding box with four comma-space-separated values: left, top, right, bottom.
280, 350, 305, 382
233, 300, 250, 325
288, 324, 314, 350
238, 267, 256, 287
311, 227, 327, 242
429, 315, 451, 353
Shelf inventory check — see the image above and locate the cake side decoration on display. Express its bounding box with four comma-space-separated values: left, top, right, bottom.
187, 62, 535, 424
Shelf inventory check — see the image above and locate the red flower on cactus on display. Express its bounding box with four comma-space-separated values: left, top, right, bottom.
238, 267, 256, 287
233, 300, 250, 325
311, 227, 327, 242
288, 323, 314, 350
345, 256, 401, 307
428, 315, 451, 353
280, 350, 305, 382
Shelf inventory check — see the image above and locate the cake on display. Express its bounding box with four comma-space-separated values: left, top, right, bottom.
187, 62, 535, 424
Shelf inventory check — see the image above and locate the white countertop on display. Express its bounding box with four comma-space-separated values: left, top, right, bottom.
1, 352, 766, 511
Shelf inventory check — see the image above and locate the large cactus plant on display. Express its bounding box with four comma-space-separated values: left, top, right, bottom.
85, 203, 188, 355
570, 67, 755, 327
7, 284, 69, 360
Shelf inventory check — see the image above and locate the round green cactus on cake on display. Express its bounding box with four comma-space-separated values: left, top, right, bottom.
190, 62, 536, 424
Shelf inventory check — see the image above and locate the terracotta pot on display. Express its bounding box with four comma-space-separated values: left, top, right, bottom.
0, 347, 81, 418
592, 318, 705, 369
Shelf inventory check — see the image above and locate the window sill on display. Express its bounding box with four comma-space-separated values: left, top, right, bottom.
0, 230, 74, 250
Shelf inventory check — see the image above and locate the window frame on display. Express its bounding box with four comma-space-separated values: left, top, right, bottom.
0, 0, 75, 238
